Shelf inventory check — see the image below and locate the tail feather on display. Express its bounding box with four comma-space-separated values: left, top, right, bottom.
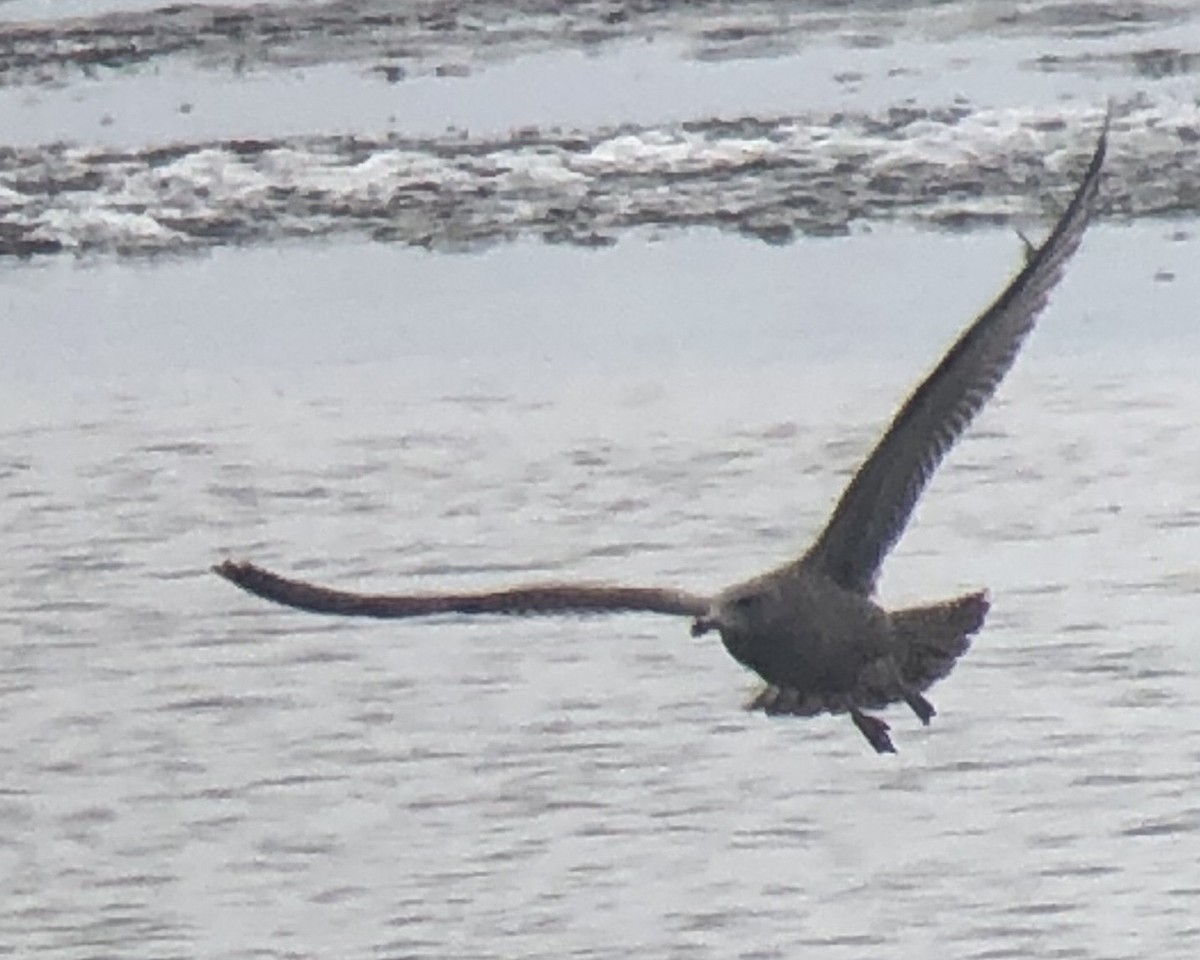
890, 590, 990, 692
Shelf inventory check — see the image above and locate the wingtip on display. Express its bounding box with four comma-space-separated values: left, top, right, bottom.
212, 558, 252, 582
1101, 97, 1116, 132
1089, 101, 1113, 172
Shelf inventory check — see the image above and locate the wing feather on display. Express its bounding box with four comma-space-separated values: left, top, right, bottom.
803, 116, 1109, 594
214, 560, 710, 619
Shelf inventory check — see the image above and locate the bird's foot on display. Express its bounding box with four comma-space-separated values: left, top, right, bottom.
851, 707, 896, 754
904, 691, 936, 726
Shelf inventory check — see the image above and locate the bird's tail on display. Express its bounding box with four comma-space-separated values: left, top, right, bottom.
743, 590, 989, 718
889, 590, 990, 692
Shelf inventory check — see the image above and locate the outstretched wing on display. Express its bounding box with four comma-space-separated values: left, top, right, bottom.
803, 116, 1109, 595
214, 560, 710, 619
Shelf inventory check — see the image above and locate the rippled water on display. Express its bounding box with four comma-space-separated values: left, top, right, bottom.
3, 222, 1200, 956
2, 1, 1200, 957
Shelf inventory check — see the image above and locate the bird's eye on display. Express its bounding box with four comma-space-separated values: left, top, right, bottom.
733, 594, 758, 609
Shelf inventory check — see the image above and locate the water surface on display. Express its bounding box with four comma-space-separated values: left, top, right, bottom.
3, 224, 1200, 958
1, 1, 1198, 957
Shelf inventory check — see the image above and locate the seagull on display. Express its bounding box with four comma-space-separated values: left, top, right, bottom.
215, 117, 1108, 754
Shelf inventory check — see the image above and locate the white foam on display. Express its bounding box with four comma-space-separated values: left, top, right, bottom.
0, 100, 1189, 257
493, 151, 587, 188
34, 206, 184, 249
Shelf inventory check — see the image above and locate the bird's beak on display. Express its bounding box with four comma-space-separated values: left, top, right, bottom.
691, 617, 715, 638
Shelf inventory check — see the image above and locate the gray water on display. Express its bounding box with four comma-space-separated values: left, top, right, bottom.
3, 226, 1200, 957
2, 1, 1200, 958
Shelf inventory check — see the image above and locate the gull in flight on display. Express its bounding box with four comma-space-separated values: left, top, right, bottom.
215, 118, 1108, 754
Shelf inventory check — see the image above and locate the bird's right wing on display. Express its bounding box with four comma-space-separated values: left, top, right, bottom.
214, 559, 711, 620
802, 115, 1109, 595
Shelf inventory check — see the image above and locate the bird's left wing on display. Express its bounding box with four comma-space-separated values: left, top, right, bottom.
214, 560, 711, 619
802, 115, 1109, 595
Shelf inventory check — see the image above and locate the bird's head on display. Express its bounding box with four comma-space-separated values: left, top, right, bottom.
690, 586, 766, 641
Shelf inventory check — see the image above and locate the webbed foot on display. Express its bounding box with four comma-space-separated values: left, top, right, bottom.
851, 706, 896, 754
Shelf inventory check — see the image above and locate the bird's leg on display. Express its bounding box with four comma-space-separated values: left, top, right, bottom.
904, 690, 936, 726
884, 659, 935, 726
850, 705, 896, 754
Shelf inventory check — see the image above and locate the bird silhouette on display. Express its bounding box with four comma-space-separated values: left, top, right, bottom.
215, 117, 1108, 754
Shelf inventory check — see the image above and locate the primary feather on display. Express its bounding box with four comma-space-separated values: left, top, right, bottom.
801, 116, 1108, 595
213, 560, 710, 619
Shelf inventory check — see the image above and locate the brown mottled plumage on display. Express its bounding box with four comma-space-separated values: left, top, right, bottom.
215, 117, 1108, 754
